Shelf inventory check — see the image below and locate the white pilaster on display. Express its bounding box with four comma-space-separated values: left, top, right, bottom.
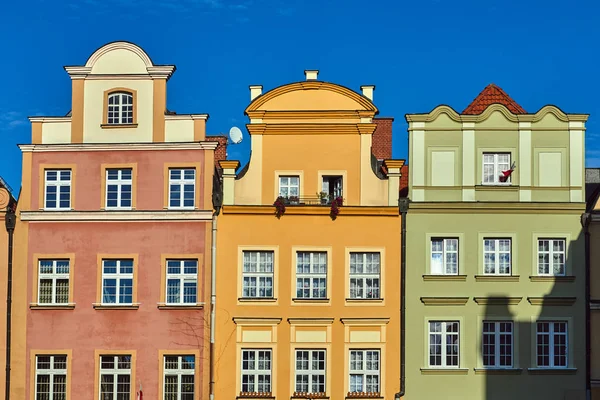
519, 122, 532, 202
412, 122, 426, 202
569, 121, 584, 202
462, 122, 475, 201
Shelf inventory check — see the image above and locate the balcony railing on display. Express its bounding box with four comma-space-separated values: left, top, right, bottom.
280, 195, 339, 206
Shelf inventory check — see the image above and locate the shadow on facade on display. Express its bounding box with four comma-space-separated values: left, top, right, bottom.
484, 232, 586, 400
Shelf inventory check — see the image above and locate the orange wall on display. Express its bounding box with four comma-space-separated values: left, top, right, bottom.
0, 212, 6, 400
25, 221, 209, 399
214, 211, 401, 399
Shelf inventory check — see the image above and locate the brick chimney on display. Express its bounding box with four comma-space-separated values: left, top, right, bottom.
206, 135, 228, 168
371, 117, 393, 160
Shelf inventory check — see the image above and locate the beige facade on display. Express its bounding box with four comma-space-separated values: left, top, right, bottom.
405, 86, 588, 400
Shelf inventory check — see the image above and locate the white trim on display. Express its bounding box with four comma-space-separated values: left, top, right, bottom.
163, 355, 196, 400
105, 168, 133, 210
483, 238, 512, 275
44, 169, 72, 211
99, 355, 132, 400
296, 251, 328, 299
535, 321, 568, 368
348, 252, 381, 299
537, 238, 566, 276
430, 238, 458, 275
240, 349, 272, 393
28, 117, 72, 123
294, 349, 326, 394
482, 321, 513, 368
19, 142, 218, 153
165, 259, 199, 305
165, 114, 209, 121
168, 168, 196, 210
35, 355, 68, 400
37, 259, 70, 305
348, 349, 381, 393
428, 321, 460, 368
101, 259, 134, 305
20, 210, 213, 221
242, 250, 275, 299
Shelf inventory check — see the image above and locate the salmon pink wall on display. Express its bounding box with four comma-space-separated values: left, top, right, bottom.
30, 149, 207, 210
26, 221, 208, 399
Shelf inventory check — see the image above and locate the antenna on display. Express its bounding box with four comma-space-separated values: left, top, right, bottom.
229, 126, 243, 144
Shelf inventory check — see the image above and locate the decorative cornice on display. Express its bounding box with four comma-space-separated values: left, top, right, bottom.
287, 318, 334, 326
406, 104, 588, 124
422, 275, 467, 282
245, 81, 377, 114
420, 368, 469, 375
473, 297, 522, 305
20, 210, 213, 222
245, 123, 376, 136
420, 297, 469, 306
246, 110, 373, 120
28, 117, 71, 123
409, 202, 585, 214
19, 142, 218, 153
383, 160, 405, 169
474, 275, 520, 282
222, 205, 398, 217
527, 297, 577, 306
529, 276, 575, 283
232, 317, 282, 326
165, 114, 209, 121
340, 318, 389, 326
219, 160, 241, 170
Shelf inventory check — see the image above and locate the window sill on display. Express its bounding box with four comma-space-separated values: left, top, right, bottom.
527, 367, 577, 375
345, 298, 384, 303
476, 184, 518, 190
423, 275, 467, 281
236, 394, 274, 399
474, 275, 520, 282
166, 207, 197, 211
292, 393, 328, 399
292, 298, 330, 304
29, 303, 75, 310
474, 368, 523, 375
238, 297, 277, 303
42, 208, 73, 212
420, 368, 469, 375
103, 207, 134, 211
157, 303, 204, 310
93, 303, 140, 310
100, 123, 138, 129
346, 393, 382, 399
529, 275, 575, 282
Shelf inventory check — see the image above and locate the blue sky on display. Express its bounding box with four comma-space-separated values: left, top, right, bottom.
1, 0, 598, 192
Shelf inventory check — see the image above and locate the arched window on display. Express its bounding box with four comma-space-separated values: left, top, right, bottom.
107, 92, 133, 124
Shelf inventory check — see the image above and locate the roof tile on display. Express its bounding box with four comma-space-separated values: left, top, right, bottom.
462, 84, 526, 115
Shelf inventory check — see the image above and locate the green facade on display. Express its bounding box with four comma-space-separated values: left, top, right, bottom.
405, 101, 588, 400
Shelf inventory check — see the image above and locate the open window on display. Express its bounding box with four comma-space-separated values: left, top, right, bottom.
321, 175, 343, 204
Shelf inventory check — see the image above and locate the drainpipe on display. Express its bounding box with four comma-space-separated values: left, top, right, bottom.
209, 212, 217, 400
582, 212, 591, 400
4, 205, 16, 400
395, 198, 409, 399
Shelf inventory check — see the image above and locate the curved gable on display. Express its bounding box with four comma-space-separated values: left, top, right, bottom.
245, 81, 377, 114
86, 41, 154, 75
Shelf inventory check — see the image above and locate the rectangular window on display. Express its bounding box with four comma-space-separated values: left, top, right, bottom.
102, 259, 134, 305
38, 260, 70, 305
100, 355, 131, 399
241, 349, 272, 394
482, 321, 513, 368
45, 170, 71, 210
483, 239, 512, 275
431, 238, 458, 275
322, 175, 343, 200
429, 321, 460, 367
166, 260, 198, 304
349, 252, 381, 299
164, 355, 195, 399
536, 321, 568, 368
294, 350, 326, 395
538, 239, 566, 276
242, 251, 274, 298
106, 168, 132, 209
349, 350, 380, 394
279, 176, 299, 198
35, 355, 67, 400
169, 169, 195, 209
296, 252, 327, 299
483, 153, 511, 184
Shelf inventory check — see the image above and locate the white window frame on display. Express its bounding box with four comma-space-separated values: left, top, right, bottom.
430, 238, 458, 275
105, 168, 133, 210
482, 321, 513, 368
537, 238, 566, 276
536, 321, 568, 368
278, 175, 300, 198
44, 169, 72, 210
101, 259, 134, 305
37, 260, 70, 305
168, 168, 196, 209
349, 252, 381, 299
295, 252, 327, 299
348, 350, 380, 394
107, 92, 133, 125
483, 238, 512, 275
428, 321, 460, 368
240, 349, 272, 394
163, 355, 195, 400
294, 349, 326, 395
482, 152, 511, 185
242, 251, 274, 299
35, 355, 67, 400
99, 355, 132, 399
166, 260, 198, 305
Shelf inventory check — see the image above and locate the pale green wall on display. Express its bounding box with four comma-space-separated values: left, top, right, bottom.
404, 211, 585, 400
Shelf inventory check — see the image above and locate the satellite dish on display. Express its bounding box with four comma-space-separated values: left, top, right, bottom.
229, 126, 243, 144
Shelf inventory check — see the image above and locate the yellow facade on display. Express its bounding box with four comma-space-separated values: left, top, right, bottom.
214, 72, 404, 399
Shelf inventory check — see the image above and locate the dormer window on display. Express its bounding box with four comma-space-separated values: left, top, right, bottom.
107, 92, 133, 124
483, 153, 513, 185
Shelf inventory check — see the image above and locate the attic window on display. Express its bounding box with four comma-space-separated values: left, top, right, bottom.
102, 88, 137, 128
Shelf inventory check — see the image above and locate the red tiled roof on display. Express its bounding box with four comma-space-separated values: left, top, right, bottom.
462, 84, 526, 115
399, 165, 409, 198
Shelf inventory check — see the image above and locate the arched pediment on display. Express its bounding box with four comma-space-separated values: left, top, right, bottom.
85, 41, 154, 75
245, 81, 378, 114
